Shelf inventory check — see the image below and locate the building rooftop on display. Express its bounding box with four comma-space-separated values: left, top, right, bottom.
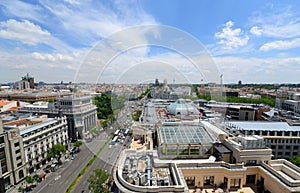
20, 119, 57, 135
0, 100, 14, 107
159, 124, 214, 144
226, 121, 296, 131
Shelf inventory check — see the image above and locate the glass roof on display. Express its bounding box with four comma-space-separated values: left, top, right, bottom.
159, 125, 214, 144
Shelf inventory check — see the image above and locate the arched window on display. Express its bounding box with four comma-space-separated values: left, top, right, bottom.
19, 170, 24, 179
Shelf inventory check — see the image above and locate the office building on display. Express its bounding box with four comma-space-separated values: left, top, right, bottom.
18, 94, 97, 140
225, 121, 300, 159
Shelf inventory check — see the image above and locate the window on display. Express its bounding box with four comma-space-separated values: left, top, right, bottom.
184, 176, 195, 187
19, 170, 24, 179
204, 176, 214, 186
230, 178, 241, 188
16, 156, 21, 160
246, 175, 256, 184
16, 149, 20, 154
245, 112, 249, 120
246, 160, 257, 165
0, 136, 4, 144
15, 142, 20, 147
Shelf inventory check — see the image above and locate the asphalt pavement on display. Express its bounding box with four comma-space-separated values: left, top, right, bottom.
25, 100, 136, 193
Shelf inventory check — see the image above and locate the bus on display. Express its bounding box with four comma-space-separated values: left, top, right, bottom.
114, 129, 120, 136
111, 136, 118, 145
124, 129, 129, 136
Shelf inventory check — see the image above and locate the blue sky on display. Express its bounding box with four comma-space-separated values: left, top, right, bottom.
0, 0, 300, 84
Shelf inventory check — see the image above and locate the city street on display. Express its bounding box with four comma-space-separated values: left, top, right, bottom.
27, 100, 135, 193
71, 101, 135, 193
72, 142, 125, 193
31, 133, 109, 193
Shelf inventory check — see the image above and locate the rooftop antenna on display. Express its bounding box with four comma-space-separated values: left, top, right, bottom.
220, 74, 223, 87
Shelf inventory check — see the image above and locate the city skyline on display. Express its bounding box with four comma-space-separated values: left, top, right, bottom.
0, 0, 300, 84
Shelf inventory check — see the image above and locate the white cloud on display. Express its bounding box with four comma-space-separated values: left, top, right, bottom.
214, 56, 300, 83
0, 19, 51, 45
32, 52, 75, 62
0, 19, 73, 52
250, 26, 263, 36
0, 1, 45, 23
249, 7, 300, 38
215, 21, 249, 49
260, 38, 300, 51
63, 0, 81, 5
39, 0, 157, 45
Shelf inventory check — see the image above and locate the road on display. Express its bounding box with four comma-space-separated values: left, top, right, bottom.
32, 133, 109, 193
72, 142, 125, 193
31, 100, 136, 193
71, 101, 136, 193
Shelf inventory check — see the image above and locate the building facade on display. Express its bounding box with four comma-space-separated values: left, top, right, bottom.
0, 120, 26, 193
225, 121, 300, 159
18, 94, 97, 141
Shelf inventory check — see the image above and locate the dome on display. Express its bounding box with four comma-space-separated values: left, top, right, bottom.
167, 99, 199, 115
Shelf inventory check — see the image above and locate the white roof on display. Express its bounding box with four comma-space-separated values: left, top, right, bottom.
227, 121, 296, 131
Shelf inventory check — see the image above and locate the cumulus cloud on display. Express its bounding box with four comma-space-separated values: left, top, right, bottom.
0, 19, 51, 45
250, 26, 263, 36
32, 52, 75, 61
215, 21, 249, 49
260, 38, 300, 51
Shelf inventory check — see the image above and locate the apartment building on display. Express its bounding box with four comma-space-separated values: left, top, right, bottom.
225, 121, 300, 159
0, 120, 26, 193
0, 115, 68, 192
4, 116, 68, 174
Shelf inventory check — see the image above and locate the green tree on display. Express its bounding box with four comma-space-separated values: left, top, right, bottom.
289, 156, 300, 167
33, 174, 39, 185
88, 169, 111, 193
47, 144, 66, 162
74, 141, 83, 150
25, 176, 34, 188
93, 94, 113, 119
47, 98, 55, 103
132, 110, 142, 121
100, 119, 109, 129
7, 95, 12, 101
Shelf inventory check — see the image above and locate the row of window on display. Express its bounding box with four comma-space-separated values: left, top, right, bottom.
24, 129, 67, 146
245, 130, 299, 136
274, 151, 298, 156
184, 176, 241, 188
266, 138, 300, 144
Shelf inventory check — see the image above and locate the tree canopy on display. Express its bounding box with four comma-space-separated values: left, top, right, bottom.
289, 156, 300, 167
88, 168, 111, 193
74, 141, 83, 149
47, 144, 66, 161
93, 93, 125, 125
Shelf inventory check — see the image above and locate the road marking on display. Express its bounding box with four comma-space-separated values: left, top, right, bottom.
54, 175, 61, 181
